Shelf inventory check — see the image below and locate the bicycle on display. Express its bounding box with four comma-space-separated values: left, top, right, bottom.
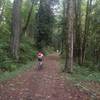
38, 60, 43, 70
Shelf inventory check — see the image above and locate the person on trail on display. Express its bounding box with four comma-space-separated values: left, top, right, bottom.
37, 51, 44, 60
37, 51, 44, 69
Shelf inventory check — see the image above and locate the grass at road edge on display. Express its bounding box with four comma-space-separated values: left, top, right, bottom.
60, 59, 100, 83
0, 61, 35, 82
60, 59, 100, 99
68, 65, 100, 82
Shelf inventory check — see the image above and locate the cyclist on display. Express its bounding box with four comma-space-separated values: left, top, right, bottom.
37, 51, 44, 70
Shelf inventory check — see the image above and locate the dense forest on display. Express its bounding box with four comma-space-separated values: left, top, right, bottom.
0, 0, 100, 99
0, 0, 100, 73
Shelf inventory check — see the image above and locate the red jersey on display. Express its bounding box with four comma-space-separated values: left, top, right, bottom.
37, 52, 44, 57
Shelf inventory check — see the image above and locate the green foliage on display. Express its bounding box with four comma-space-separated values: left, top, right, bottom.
0, 0, 38, 72
82, 61, 100, 71
0, 0, 99, 75
0, 56, 17, 72
35, 0, 55, 50
0, 34, 36, 71
0, 62, 34, 82
60, 0, 100, 71
43, 46, 55, 55
19, 36, 38, 64
0, 39, 18, 71
68, 65, 100, 82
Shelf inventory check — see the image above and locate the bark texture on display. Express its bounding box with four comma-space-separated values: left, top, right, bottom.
65, 0, 75, 73
10, 0, 22, 60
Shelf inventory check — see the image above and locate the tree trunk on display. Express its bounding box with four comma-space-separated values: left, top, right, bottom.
60, 39, 64, 55
65, 0, 75, 73
81, 0, 92, 64
22, 1, 34, 34
60, 0, 67, 55
74, 0, 82, 64
0, 1, 5, 23
10, 0, 22, 61
0, 7, 4, 23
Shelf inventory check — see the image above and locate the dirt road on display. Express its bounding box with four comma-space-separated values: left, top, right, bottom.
0, 54, 91, 100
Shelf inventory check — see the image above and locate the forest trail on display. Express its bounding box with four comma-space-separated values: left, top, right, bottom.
0, 53, 92, 100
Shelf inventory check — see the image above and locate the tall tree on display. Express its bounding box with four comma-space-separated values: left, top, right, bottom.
74, 0, 82, 64
65, 0, 75, 73
0, 0, 5, 23
10, 0, 22, 60
35, 0, 54, 50
22, 0, 35, 34
60, 0, 68, 55
81, 0, 93, 64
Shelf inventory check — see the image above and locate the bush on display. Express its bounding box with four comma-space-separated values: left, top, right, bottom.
0, 56, 17, 72
20, 37, 37, 63
68, 65, 100, 82
43, 46, 55, 55
0, 35, 37, 72
9, 64, 17, 72
83, 60, 99, 71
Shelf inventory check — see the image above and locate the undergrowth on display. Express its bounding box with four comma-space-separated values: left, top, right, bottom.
0, 61, 35, 82
68, 65, 100, 82
0, 34, 37, 72
60, 59, 100, 82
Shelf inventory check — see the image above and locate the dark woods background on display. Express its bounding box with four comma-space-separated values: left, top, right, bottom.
0, 0, 100, 72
